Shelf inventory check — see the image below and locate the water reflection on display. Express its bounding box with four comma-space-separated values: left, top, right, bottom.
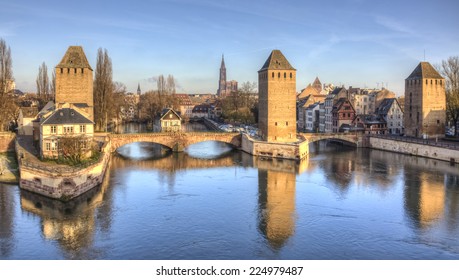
18, 165, 113, 259
0, 184, 16, 258
7, 140, 459, 259
258, 169, 296, 249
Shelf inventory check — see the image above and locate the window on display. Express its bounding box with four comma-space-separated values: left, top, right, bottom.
81, 68, 84, 74
286, 122, 288, 126
50, 126, 56, 134
284, 72, 286, 78
80, 125, 86, 133
290, 73, 292, 79
272, 72, 274, 78
60, 68, 63, 74
64, 126, 74, 134
45, 142, 51, 151
74, 68, 77, 74
426, 79, 428, 85
278, 72, 280, 78
275, 122, 278, 126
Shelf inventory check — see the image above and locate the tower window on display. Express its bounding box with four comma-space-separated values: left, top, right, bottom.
67, 68, 70, 73
272, 72, 274, 78
284, 72, 286, 78
81, 68, 84, 74
426, 79, 428, 85
286, 122, 288, 126
275, 122, 278, 126
278, 72, 280, 78
431, 80, 433, 84
290, 73, 292, 79
60, 68, 63, 74
74, 68, 77, 74
435, 80, 437, 85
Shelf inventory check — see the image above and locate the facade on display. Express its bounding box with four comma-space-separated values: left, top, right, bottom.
404, 62, 446, 138
305, 102, 321, 132
158, 108, 181, 132
353, 114, 387, 134
375, 98, 404, 135
324, 87, 347, 133
318, 102, 325, 133
217, 55, 238, 97
258, 50, 297, 142
332, 98, 355, 132
18, 107, 38, 135
55, 46, 94, 121
40, 104, 94, 159
174, 94, 194, 120
191, 104, 212, 118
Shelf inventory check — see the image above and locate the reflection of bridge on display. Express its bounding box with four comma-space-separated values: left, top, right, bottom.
110, 132, 362, 153
110, 132, 241, 152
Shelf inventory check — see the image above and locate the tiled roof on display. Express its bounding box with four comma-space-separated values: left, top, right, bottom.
42, 108, 93, 125
56, 46, 92, 70
259, 50, 295, 71
406, 62, 443, 80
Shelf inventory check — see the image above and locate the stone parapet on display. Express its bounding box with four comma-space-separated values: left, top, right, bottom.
241, 134, 308, 160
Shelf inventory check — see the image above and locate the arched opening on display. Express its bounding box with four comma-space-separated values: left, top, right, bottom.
116, 142, 172, 160
185, 141, 235, 159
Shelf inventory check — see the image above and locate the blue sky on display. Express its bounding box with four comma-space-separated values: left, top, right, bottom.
1, 0, 458, 95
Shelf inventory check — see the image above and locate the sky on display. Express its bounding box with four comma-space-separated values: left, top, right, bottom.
1, 0, 458, 96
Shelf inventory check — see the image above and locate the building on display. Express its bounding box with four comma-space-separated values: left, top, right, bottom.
174, 93, 194, 120
191, 104, 212, 119
404, 62, 446, 138
324, 87, 347, 133
158, 108, 181, 132
18, 107, 38, 135
55, 46, 94, 121
332, 98, 355, 132
38, 46, 95, 159
305, 102, 321, 132
375, 98, 404, 135
39, 103, 94, 159
318, 102, 325, 133
217, 55, 238, 97
353, 114, 387, 134
258, 50, 297, 142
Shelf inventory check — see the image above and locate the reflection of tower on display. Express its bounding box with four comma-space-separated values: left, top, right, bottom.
258, 169, 296, 249
404, 169, 445, 229
0, 185, 15, 258
19, 174, 112, 259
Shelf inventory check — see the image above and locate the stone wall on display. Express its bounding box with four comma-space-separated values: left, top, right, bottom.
369, 137, 459, 164
0, 132, 15, 153
18, 140, 111, 201
241, 134, 308, 160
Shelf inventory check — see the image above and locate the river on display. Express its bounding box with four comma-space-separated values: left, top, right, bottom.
1, 123, 459, 259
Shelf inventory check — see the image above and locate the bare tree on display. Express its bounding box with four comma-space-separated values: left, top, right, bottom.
0, 38, 13, 96
93, 48, 113, 131
58, 135, 91, 164
0, 38, 16, 131
36, 62, 50, 103
166, 74, 176, 95
50, 69, 56, 101
439, 56, 459, 136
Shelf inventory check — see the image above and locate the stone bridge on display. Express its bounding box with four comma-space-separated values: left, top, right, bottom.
300, 133, 364, 147
109, 132, 242, 152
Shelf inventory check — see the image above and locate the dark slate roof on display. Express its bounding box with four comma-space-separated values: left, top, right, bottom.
330, 87, 346, 96
375, 98, 395, 115
160, 108, 181, 120
56, 46, 93, 70
42, 108, 93, 125
406, 62, 443, 80
259, 50, 295, 71
356, 114, 386, 124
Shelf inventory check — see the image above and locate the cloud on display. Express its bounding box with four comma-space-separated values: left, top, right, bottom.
374, 16, 415, 35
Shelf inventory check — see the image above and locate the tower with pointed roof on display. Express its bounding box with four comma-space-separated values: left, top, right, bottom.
312, 76, 322, 93
55, 46, 94, 121
404, 62, 445, 138
217, 54, 227, 97
258, 50, 297, 142
137, 83, 141, 95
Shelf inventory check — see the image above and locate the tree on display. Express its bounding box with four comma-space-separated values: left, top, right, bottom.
221, 81, 257, 124
166, 74, 176, 95
58, 135, 92, 164
93, 48, 113, 131
36, 62, 50, 104
0, 38, 13, 95
439, 56, 459, 136
50, 69, 56, 100
0, 38, 16, 131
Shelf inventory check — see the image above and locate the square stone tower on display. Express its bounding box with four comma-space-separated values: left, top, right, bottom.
404, 62, 445, 138
258, 50, 297, 142
55, 46, 94, 121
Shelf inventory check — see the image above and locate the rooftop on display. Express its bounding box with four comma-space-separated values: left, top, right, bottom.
406, 62, 443, 80
42, 108, 93, 125
259, 50, 295, 71
56, 46, 93, 70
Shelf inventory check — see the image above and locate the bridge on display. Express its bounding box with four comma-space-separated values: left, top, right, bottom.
300, 133, 364, 146
109, 132, 242, 152
109, 131, 364, 158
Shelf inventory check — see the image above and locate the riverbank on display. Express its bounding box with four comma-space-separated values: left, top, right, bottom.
0, 152, 19, 183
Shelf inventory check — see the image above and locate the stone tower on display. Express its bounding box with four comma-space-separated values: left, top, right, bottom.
55, 46, 94, 121
404, 62, 445, 138
312, 76, 322, 93
258, 50, 297, 142
217, 54, 227, 97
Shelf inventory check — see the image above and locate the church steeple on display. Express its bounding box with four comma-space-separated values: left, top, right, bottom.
218, 54, 227, 97
137, 83, 141, 95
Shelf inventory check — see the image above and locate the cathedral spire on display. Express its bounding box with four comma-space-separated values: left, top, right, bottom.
137, 83, 141, 95
221, 54, 226, 69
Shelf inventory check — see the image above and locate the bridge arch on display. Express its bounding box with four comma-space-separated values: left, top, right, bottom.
300, 133, 362, 147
